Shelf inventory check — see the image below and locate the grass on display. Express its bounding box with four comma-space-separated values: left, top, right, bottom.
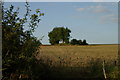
36, 44, 119, 79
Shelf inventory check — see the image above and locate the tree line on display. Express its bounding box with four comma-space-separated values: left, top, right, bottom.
70, 39, 88, 45
48, 27, 88, 45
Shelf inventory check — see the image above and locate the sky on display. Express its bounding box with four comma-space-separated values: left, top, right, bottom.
4, 2, 118, 44
3, 0, 120, 2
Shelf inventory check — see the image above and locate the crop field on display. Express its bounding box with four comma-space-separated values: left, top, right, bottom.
36, 45, 119, 79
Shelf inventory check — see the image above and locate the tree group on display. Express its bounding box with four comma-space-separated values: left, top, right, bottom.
48, 27, 88, 45
48, 27, 71, 45
70, 39, 88, 45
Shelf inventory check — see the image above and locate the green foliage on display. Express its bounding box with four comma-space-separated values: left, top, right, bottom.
70, 39, 88, 45
48, 27, 71, 45
2, 2, 45, 80
82, 39, 88, 45
108, 66, 119, 79
70, 39, 79, 45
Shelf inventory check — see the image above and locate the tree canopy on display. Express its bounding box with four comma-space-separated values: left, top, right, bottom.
70, 39, 88, 45
2, 2, 47, 80
48, 27, 71, 45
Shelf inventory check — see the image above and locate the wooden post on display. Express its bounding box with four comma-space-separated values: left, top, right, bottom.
103, 60, 107, 79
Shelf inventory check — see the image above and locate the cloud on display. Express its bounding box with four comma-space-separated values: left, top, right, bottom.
76, 5, 111, 13
76, 5, 117, 24
100, 14, 118, 24
93, 5, 110, 13
76, 8, 85, 11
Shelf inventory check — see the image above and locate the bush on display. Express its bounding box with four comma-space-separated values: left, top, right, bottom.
2, 2, 47, 80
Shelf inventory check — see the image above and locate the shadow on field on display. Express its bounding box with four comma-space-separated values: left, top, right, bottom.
44, 67, 104, 80
34, 58, 119, 80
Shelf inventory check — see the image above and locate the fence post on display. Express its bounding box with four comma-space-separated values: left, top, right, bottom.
103, 60, 107, 79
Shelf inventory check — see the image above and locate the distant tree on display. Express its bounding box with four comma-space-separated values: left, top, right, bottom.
64, 27, 71, 43
70, 39, 88, 45
78, 40, 82, 45
48, 27, 71, 45
82, 39, 88, 45
70, 39, 79, 45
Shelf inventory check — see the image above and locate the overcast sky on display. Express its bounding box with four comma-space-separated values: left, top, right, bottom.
4, 2, 118, 44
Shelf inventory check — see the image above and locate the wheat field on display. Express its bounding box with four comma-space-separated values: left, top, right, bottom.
36, 44, 119, 79
37, 45, 118, 66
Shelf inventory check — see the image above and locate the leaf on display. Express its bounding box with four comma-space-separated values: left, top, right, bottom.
40, 13, 44, 16
36, 9, 40, 13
